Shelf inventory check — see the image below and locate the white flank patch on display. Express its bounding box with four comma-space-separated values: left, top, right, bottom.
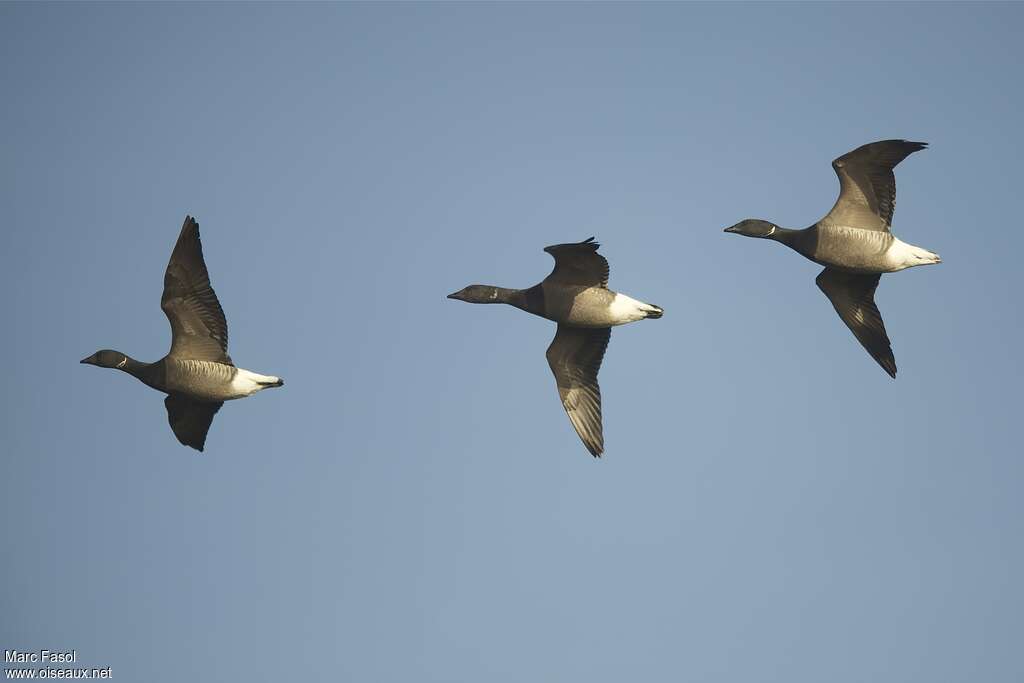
887, 237, 942, 271
230, 367, 281, 398
609, 293, 655, 324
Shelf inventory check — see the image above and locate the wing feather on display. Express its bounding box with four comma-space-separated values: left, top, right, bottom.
542, 237, 610, 288
821, 139, 927, 232
161, 216, 232, 364
816, 268, 896, 378
545, 325, 611, 456
164, 394, 223, 452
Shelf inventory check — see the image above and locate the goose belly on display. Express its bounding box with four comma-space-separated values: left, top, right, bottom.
811, 226, 896, 273
565, 290, 657, 327
165, 360, 277, 401
163, 360, 235, 401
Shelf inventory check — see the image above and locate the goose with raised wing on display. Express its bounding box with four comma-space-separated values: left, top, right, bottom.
448, 238, 662, 457
724, 139, 940, 378
81, 216, 283, 451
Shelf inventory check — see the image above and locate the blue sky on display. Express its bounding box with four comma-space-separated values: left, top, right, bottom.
2, 3, 1022, 681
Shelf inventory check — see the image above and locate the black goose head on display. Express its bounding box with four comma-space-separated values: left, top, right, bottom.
80, 349, 129, 369
447, 285, 504, 304
724, 219, 779, 239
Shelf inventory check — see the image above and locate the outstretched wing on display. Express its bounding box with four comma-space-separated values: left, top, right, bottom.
542, 237, 609, 288
545, 325, 611, 457
815, 268, 896, 378
820, 139, 927, 232
164, 394, 223, 452
161, 216, 232, 364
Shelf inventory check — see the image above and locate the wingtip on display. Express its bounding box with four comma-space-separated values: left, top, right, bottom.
543, 237, 602, 253
181, 214, 200, 238
880, 139, 928, 148
891, 139, 928, 156
874, 351, 897, 378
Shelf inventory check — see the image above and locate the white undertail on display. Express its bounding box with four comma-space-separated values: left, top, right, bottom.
229, 367, 284, 398
887, 237, 942, 271
608, 293, 663, 324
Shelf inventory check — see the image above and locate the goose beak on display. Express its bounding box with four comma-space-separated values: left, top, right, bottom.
723, 225, 739, 233
80, 356, 92, 364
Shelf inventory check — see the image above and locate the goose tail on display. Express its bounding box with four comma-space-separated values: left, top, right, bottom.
643, 303, 663, 319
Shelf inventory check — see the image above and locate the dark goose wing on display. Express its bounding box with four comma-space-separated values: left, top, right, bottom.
820, 139, 927, 232
542, 237, 610, 288
816, 268, 896, 378
545, 325, 611, 457
161, 216, 232, 364
164, 394, 223, 452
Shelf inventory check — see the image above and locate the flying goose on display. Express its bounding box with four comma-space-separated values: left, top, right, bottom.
448, 238, 662, 457
724, 139, 940, 377
81, 216, 283, 451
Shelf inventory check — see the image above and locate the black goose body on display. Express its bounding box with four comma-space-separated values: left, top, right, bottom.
91, 355, 256, 403
724, 139, 941, 378
448, 238, 662, 457
505, 282, 635, 328
163, 358, 251, 402
81, 216, 283, 451
769, 225, 901, 274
